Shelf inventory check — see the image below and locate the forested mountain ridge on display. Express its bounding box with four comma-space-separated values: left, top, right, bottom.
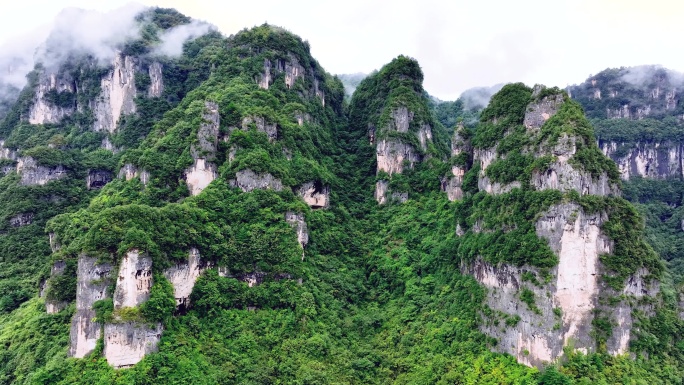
0, 7, 682, 384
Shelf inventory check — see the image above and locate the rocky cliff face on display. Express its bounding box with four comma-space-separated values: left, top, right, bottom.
257, 54, 325, 106
147, 62, 164, 97
230, 169, 283, 192
87, 170, 113, 189
185, 101, 219, 196
69, 256, 113, 358
45, 260, 67, 314
441, 126, 469, 201
16, 157, 67, 186
93, 53, 137, 132
112, 250, 153, 309
599, 140, 683, 180
163, 248, 207, 311
285, 211, 308, 259
28, 71, 76, 125
374, 106, 433, 204
296, 181, 330, 209
466, 203, 658, 367
118, 163, 149, 185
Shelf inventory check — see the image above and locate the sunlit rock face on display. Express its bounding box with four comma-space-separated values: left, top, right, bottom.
93, 53, 137, 133
69, 256, 113, 358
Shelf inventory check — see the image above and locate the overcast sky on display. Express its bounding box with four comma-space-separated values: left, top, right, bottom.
1, 0, 682, 100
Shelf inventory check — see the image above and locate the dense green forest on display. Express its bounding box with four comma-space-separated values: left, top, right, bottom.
0, 8, 682, 385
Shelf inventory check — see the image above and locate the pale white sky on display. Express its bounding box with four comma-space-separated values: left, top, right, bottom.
1, 0, 683, 100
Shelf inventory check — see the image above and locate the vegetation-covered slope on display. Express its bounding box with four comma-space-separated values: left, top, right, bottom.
0, 8, 682, 385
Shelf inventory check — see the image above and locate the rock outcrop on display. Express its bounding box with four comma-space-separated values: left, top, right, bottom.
118, 163, 149, 185
376, 139, 421, 175
256, 54, 325, 105
16, 157, 67, 186
296, 181, 330, 209
241, 115, 278, 141
285, 211, 309, 259
45, 260, 67, 314
28, 72, 75, 125
442, 126, 470, 201
147, 62, 164, 97
0, 140, 17, 160
474, 88, 619, 196
9, 213, 33, 227
93, 53, 137, 132
230, 169, 283, 192
103, 322, 163, 369
112, 250, 152, 309
374, 104, 433, 203
185, 101, 219, 196
599, 140, 683, 180
465, 203, 658, 367
163, 248, 207, 311
69, 256, 113, 358
87, 170, 113, 190
104, 250, 159, 368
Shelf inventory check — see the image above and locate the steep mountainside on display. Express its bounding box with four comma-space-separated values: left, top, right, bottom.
0, 7, 682, 385
569, 66, 684, 284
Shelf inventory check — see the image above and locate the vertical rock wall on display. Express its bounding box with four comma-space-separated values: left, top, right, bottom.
16, 157, 67, 186
147, 62, 164, 97
599, 140, 683, 180
112, 250, 152, 309
186, 101, 219, 196
465, 203, 658, 367
163, 248, 207, 311
28, 72, 75, 125
93, 53, 137, 132
69, 256, 112, 358
103, 322, 162, 369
